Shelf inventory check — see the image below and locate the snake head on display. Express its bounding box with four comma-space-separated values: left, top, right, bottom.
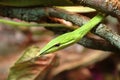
39, 32, 76, 55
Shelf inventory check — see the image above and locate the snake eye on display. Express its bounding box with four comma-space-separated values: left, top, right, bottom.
54, 43, 61, 47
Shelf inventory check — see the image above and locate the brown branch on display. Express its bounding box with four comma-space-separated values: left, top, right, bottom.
0, 7, 119, 52
47, 8, 120, 51
78, 37, 120, 52
92, 24, 120, 50
70, 0, 120, 20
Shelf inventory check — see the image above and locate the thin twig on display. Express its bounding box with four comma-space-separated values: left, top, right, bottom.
0, 7, 119, 52
0, 18, 73, 28
47, 8, 120, 51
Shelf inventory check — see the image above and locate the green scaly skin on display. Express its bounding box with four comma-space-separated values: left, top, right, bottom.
0, 1, 105, 55
0, 0, 74, 7
39, 13, 105, 55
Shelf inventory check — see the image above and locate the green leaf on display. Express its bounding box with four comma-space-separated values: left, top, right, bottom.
7, 46, 58, 80
16, 46, 40, 63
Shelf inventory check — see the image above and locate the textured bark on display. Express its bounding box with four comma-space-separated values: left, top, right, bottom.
0, 7, 119, 52
70, 0, 120, 20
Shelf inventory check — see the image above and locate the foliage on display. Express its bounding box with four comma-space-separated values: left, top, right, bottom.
0, 0, 120, 80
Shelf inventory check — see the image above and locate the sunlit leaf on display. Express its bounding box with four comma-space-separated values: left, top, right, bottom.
56, 6, 96, 13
